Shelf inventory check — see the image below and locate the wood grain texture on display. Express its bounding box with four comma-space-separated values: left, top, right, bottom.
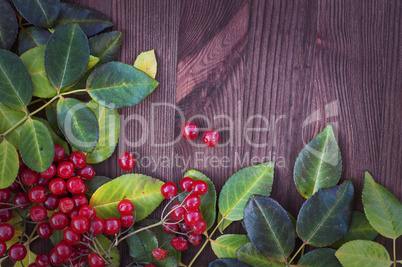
35, 0, 401, 266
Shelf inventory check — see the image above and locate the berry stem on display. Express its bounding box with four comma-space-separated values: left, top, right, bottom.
188, 238, 210, 267
393, 238, 396, 267
118, 221, 162, 243
288, 243, 305, 265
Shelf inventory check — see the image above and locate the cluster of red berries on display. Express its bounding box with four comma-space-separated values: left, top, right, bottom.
181, 122, 220, 147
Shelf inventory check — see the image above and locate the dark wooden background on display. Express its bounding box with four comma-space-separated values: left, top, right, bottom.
57, 0, 401, 266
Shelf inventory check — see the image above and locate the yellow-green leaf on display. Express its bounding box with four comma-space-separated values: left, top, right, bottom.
0, 102, 25, 149
96, 235, 120, 267
211, 234, 249, 259
237, 243, 286, 267
0, 139, 19, 189
15, 250, 37, 267
134, 50, 157, 78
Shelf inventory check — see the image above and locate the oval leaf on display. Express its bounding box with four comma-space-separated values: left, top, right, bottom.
45, 24, 89, 90
0, 102, 25, 149
209, 258, 250, 267
294, 125, 342, 198
0, 49, 33, 111
34, 117, 69, 154
57, 97, 99, 153
45, 101, 63, 138
237, 243, 286, 267
89, 31, 122, 65
89, 174, 164, 221
96, 235, 120, 267
126, 227, 158, 264
87, 62, 159, 109
84, 176, 111, 197
362, 172, 402, 239
298, 248, 341, 267
211, 234, 249, 259
296, 180, 354, 247
19, 118, 54, 172
243, 196, 294, 262
219, 162, 274, 222
0, 0, 18, 49
12, 0, 60, 28
54, 2, 113, 37
18, 27, 52, 55
335, 240, 392, 267
0, 140, 19, 189
134, 50, 157, 78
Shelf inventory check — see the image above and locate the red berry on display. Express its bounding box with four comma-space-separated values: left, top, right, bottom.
161, 182, 177, 199
67, 207, 80, 221
49, 249, 63, 266
0, 223, 14, 241
78, 205, 96, 220
76, 164, 95, 180
57, 161, 74, 179
145, 265, 157, 267
30, 205, 47, 222
76, 243, 91, 254
67, 177, 85, 194
203, 130, 220, 147
36, 176, 52, 188
163, 220, 179, 235
185, 210, 202, 226
13, 192, 31, 209
183, 194, 201, 210
193, 180, 208, 195
90, 217, 105, 236
50, 212, 69, 230
37, 222, 53, 239
49, 179, 66, 195
117, 199, 134, 215
188, 232, 202, 246
69, 151, 86, 169
63, 227, 81, 245
35, 253, 51, 267
54, 242, 72, 261
71, 216, 90, 234
180, 177, 194, 192
181, 122, 199, 140
88, 253, 105, 267
40, 164, 56, 179
20, 169, 38, 186
152, 248, 168, 260
104, 218, 121, 235
8, 180, 23, 192
43, 194, 59, 210
29, 186, 47, 203
53, 145, 65, 162
118, 152, 135, 171
170, 236, 188, 251
72, 194, 88, 207
0, 205, 12, 222
0, 189, 11, 203
120, 214, 135, 228
0, 241, 6, 256
170, 204, 186, 222
9, 243, 27, 261
59, 197, 75, 213
193, 219, 207, 235
80, 183, 88, 194
179, 222, 192, 233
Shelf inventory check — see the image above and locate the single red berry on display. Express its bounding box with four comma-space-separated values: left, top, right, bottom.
67, 207, 80, 221
0, 205, 12, 222
49, 249, 63, 266
152, 248, 168, 260
144, 265, 157, 267
29, 186, 47, 203
188, 232, 202, 246
71, 216, 90, 234
163, 219, 179, 235
203, 130, 220, 147
180, 177, 194, 192
118, 152, 135, 171
63, 227, 81, 245
8, 180, 23, 192
59, 197, 75, 213
72, 194, 88, 207
49, 179, 66, 195
53, 145, 65, 162
192, 219, 207, 235
9, 243, 27, 261
90, 217, 105, 236
170, 204, 186, 222
76, 164, 95, 180
40, 164, 56, 179
54, 242, 72, 261
170, 236, 188, 251
0, 189, 11, 203
0, 223, 14, 241
88, 253, 105, 267
104, 218, 121, 235
35, 253, 50, 267
179, 222, 192, 233
181, 122, 199, 140
20, 169, 38, 186
66, 177, 85, 194
0, 241, 6, 256
161, 182, 177, 199
13, 192, 31, 209
183, 193, 201, 210
117, 199, 134, 215
30, 205, 47, 222
49, 212, 69, 230
43, 194, 59, 211
37, 222, 53, 239
78, 205, 96, 220
57, 161, 74, 179
120, 214, 135, 228
69, 151, 86, 169
36, 176, 52, 188
193, 180, 208, 195
185, 210, 202, 226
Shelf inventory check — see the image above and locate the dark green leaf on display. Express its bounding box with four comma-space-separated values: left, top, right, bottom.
19, 118, 54, 172
294, 125, 342, 198
45, 24, 89, 90
45, 101, 63, 138
126, 227, 158, 264
12, 0, 60, 28
237, 243, 286, 267
298, 248, 341, 267
286, 211, 298, 238
89, 31, 122, 65
34, 117, 69, 154
0, 140, 19, 189
0, 49, 33, 111
211, 234, 249, 259
54, 2, 113, 37
0, 0, 18, 49
57, 98, 99, 153
208, 258, 249, 267
18, 27, 52, 55
84, 176, 111, 197
49, 229, 63, 245
296, 180, 354, 247
0, 102, 25, 149
87, 62, 159, 109
96, 235, 120, 267
243, 196, 294, 263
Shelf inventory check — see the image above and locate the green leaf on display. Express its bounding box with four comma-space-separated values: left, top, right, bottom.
335, 240, 393, 267
211, 234, 249, 259
89, 31, 122, 65
85, 100, 119, 164
18, 27, 52, 55
45, 101, 63, 138
57, 98, 99, 153
152, 255, 178, 267
243, 196, 294, 263
19, 118, 54, 172
0, 140, 19, 189
96, 235, 120, 267
286, 211, 298, 238
87, 61, 159, 109
89, 174, 164, 221
296, 180, 354, 247
218, 162, 274, 222
362, 172, 402, 239
34, 117, 70, 154
217, 212, 233, 234
84, 176, 111, 197
65, 55, 99, 91
237, 243, 286, 267
331, 211, 378, 249
126, 227, 158, 264
45, 24, 89, 90
12, 0, 60, 28
54, 2, 113, 37
0, 102, 25, 149
298, 248, 341, 267
0, 49, 33, 111
294, 125, 342, 198
209, 258, 250, 267
183, 169, 216, 230
0, 0, 18, 49
49, 229, 63, 245
134, 49, 157, 78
